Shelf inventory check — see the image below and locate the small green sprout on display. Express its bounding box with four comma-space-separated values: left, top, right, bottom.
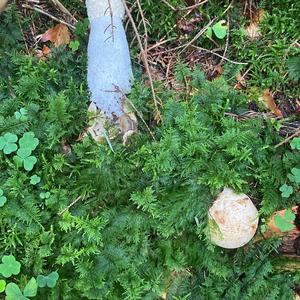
30, 175, 41, 185
0, 133, 18, 154
288, 168, 300, 184
69, 40, 80, 51
40, 192, 50, 199
15, 108, 28, 122
5, 278, 37, 300
279, 184, 293, 198
0, 255, 21, 278
206, 20, 228, 39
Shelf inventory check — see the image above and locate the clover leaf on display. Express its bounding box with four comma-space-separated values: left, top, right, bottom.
279, 184, 293, 198
19, 132, 39, 152
274, 209, 295, 232
37, 271, 59, 288
0, 255, 21, 278
5, 283, 27, 300
30, 175, 41, 185
0, 133, 18, 154
290, 137, 300, 150
289, 168, 300, 184
212, 20, 228, 39
39, 192, 50, 199
14, 148, 37, 171
0, 279, 6, 293
23, 278, 37, 297
15, 108, 28, 122
0, 188, 7, 207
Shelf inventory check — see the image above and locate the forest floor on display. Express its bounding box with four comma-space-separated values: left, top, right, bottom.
0, 0, 300, 299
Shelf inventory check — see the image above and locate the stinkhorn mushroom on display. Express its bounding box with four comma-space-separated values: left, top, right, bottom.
86, 0, 133, 119
208, 188, 259, 249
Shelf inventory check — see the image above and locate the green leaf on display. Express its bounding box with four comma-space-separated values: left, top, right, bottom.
290, 137, 300, 150
0, 255, 21, 278
0, 279, 6, 292
5, 283, 27, 300
0, 133, 18, 154
36, 275, 47, 288
30, 175, 41, 185
15, 108, 28, 122
23, 156, 37, 171
212, 20, 228, 39
23, 278, 37, 297
69, 40, 80, 51
279, 184, 293, 198
19, 132, 39, 151
291, 168, 300, 183
206, 27, 212, 39
17, 148, 32, 159
37, 272, 59, 288
274, 209, 295, 232
46, 272, 59, 288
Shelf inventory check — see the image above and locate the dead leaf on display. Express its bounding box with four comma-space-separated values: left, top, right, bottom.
0, 0, 7, 12
36, 45, 52, 60
245, 9, 264, 40
41, 24, 71, 47
260, 89, 283, 117
234, 72, 246, 90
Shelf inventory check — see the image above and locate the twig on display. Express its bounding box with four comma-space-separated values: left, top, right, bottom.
22, 4, 75, 29
220, 16, 230, 65
179, 0, 208, 11
106, 0, 115, 42
192, 45, 248, 65
161, 0, 176, 11
121, 0, 162, 121
58, 196, 83, 216
50, 0, 77, 23
275, 127, 300, 148
179, 18, 216, 53
136, 0, 148, 49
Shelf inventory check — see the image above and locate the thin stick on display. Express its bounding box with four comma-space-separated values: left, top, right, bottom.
121, 0, 161, 120
179, 0, 208, 11
22, 4, 75, 29
192, 45, 248, 65
106, 0, 115, 42
275, 127, 300, 148
136, 0, 148, 49
220, 16, 230, 65
161, 0, 176, 11
58, 196, 83, 216
50, 0, 77, 23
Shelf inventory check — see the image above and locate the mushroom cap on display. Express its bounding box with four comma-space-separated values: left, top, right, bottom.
208, 188, 259, 249
86, 0, 125, 21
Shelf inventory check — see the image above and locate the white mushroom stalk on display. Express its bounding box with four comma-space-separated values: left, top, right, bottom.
86, 0, 133, 118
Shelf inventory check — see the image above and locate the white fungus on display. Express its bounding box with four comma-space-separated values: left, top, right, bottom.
208, 187, 259, 249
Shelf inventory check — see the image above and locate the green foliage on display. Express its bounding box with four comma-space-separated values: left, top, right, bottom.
37, 272, 59, 288
0, 189, 7, 207
0, 133, 18, 154
206, 20, 228, 39
274, 209, 296, 232
0, 4, 299, 300
0, 279, 6, 292
287, 55, 300, 81
0, 255, 21, 278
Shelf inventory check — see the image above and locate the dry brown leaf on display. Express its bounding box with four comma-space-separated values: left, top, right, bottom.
41, 24, 71, 47
36, 45, 52, 60
0, 0, 7, 12
260, 89, 283, 117
234, 72, 246, 90
245, 9, 264, 40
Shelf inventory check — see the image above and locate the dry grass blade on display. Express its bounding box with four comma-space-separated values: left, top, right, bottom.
121, 0, 162, 122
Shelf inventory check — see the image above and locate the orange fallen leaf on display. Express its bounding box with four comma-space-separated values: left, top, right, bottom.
260, 89, 282, 117
41, 24, 71, 47
36, 45, 52, 60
